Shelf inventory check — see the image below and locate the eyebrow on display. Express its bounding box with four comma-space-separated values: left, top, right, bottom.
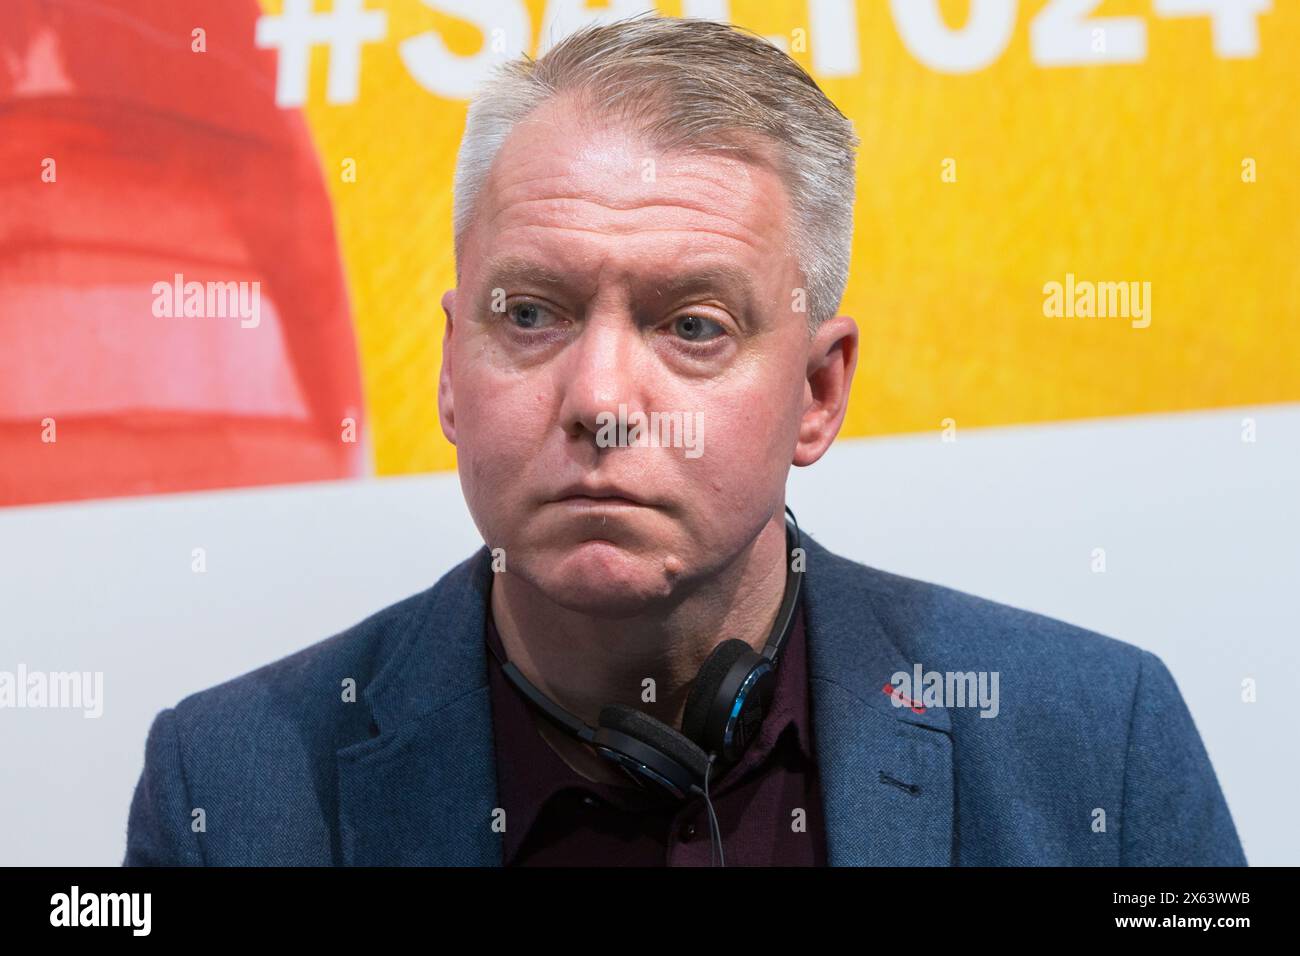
481, 255, 757, 308
482, 256, 572, 291
651, 265, 756, 305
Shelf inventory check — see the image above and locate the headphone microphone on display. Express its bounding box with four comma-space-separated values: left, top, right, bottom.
485, 506, 805, 865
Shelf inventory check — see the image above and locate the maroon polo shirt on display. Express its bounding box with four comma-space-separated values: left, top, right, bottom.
484, 596, 828, 866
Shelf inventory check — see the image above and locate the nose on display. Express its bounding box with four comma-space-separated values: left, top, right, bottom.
557, 316, 648, 446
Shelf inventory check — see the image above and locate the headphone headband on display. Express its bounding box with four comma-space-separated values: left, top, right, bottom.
763, 505, 803, 664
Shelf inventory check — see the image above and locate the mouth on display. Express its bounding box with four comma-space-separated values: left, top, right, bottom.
556, 495, 645, 506
550, 486, 655, 508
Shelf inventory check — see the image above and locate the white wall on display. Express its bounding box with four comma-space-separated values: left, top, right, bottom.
1, 402, 1295, 865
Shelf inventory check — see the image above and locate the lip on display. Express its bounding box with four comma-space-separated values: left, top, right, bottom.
551, 484, 655, 507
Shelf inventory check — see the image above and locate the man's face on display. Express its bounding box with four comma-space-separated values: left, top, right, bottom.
440, 100, 852, 617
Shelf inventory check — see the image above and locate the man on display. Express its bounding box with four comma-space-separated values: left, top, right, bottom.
125, 13, 1245, 867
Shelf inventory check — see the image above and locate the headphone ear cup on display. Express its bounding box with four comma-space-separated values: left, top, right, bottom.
681, 639, 773, 763
681, 639, 757, 745
594, 704, 712, 799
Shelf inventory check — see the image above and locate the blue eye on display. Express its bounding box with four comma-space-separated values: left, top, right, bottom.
672, 314, 723, 342
509, 301, 551, 329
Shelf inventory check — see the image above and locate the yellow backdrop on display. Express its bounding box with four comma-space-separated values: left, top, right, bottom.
270, 0, 1298, 475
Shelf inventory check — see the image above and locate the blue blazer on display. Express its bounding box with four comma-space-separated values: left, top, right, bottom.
124, 533, 1247, 866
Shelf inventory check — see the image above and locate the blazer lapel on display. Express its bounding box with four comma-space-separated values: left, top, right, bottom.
801, 534, 956, 866
336, 546, 503, 866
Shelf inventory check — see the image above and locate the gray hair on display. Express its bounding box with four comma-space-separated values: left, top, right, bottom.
451, 11, 859, 332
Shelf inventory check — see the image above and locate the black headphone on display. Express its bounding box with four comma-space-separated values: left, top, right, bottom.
485, 507, 804, 804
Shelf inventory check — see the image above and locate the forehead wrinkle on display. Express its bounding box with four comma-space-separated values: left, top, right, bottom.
485, 192, 770, 247
484, 152, 785, 234
491, 225, 764, 283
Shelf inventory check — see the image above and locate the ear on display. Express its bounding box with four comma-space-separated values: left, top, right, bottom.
437, 288, 457, 445
793, 314, 858, 467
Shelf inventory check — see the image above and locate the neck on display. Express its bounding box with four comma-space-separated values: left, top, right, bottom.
490, 513, 791, 786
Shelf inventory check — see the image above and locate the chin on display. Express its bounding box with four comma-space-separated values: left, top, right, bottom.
525, 540, 680, 618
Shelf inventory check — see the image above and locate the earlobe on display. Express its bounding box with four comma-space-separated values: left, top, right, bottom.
438, 289, 457, 445
793, 314, 858, 467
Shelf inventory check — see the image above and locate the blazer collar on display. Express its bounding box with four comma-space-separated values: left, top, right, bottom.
336, 531, 954, 866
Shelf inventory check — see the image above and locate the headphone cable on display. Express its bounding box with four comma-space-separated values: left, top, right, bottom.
701, 754, 725, 867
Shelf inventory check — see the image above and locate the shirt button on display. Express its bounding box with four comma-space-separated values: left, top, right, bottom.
679, 822, 696, 841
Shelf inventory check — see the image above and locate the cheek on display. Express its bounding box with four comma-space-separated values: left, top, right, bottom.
674, 394, 786, 522
453, 364, 552, 486
697, 374, 799, 469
